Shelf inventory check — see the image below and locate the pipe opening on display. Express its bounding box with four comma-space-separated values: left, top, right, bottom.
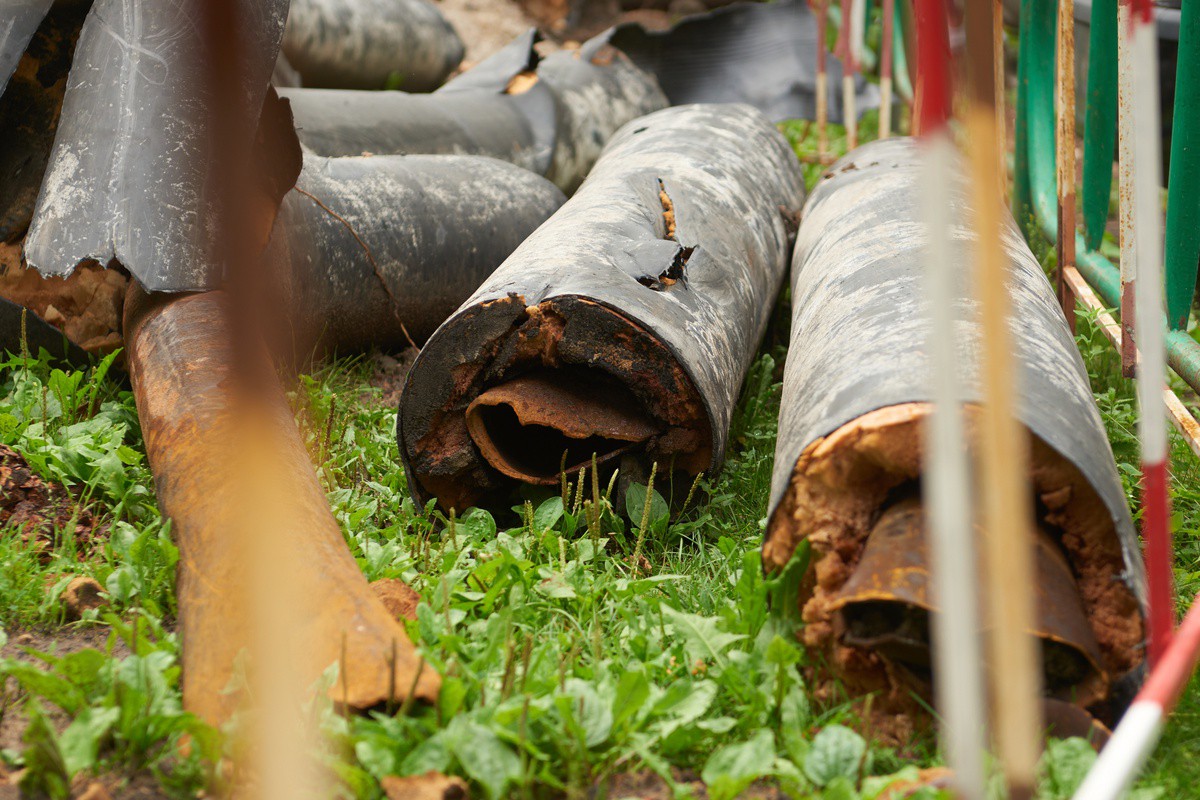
831, 496, 1108, 705
841, 601, 1099, 695
465, 368, 661, 484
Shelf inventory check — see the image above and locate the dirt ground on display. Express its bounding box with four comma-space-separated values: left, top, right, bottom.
437, 0, 540, 67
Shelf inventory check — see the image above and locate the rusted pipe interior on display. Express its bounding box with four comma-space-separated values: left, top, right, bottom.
831, 494, 1107, 706
464, 369, 661, 484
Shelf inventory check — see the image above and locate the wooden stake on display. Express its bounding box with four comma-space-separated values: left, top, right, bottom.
1057, 0, 1078, 332
966, 1, 1042, 797
881, 0, 894, 138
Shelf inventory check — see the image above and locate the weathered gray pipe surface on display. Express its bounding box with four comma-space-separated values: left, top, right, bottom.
763, 138, 1145, 726
22, 0, 288, 291
281, 0, 463, 91
269, 152, 567, 358
398, 104, 804, 513
605, 0, 878, 123
281, 31, 667, 193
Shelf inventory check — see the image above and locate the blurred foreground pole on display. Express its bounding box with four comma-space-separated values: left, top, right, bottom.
200, 0, 324, 797
967, 0, 1043, 797
915, 1, 986, 798
814, 0, 831, 159
881, 0, 894, 137
839, 0, 859, 148
1124, 0, 1175, 667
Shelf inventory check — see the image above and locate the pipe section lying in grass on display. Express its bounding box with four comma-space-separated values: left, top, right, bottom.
281, 0, 464, 91
399, 104, 804, 513
763, 138, 1146, 739
268, 151, 567, 358
124, 287, 440, 727
281, 31, 667, 193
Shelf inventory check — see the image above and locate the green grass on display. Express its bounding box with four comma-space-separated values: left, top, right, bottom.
2, 124, 1199, 798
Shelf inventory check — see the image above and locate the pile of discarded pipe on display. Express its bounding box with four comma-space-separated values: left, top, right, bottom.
0, 0, 1147, 752
763, 139, 1146, 742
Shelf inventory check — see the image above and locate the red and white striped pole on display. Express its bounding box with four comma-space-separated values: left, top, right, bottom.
1072, 600, 1200, 800
1124, 0, 1175, 667
916, 2, 987, 798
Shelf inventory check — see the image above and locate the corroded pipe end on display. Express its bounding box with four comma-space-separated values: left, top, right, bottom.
831, 496, 1109, 709
464, 369, 660, 484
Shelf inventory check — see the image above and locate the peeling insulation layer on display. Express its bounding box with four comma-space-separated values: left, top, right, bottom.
0, 295, 87, 364
281, 30, 667, 193
399, 104, 804, 512
764, 138, 1146, 731
282, 0, 464, 92
22, 0, 288, 291
266, 152, 566, 359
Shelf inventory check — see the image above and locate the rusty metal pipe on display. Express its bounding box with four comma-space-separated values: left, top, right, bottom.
832, 497, 1107, 706
124, 287, 439, 727
399, 104, 804, 513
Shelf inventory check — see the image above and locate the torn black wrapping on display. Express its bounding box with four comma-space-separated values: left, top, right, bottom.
763, 138, 1145, 720
281, 31, 668, 193
605, 0, 879, 123
0, 295, 88, 364
0, 0, 88, 243
266, 152, 567, 359
398, 103, 804, 513
21, 0, 289, 291
281, 0, 464, 91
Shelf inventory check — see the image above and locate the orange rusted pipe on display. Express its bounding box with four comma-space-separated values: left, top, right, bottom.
124, 287, 438, 727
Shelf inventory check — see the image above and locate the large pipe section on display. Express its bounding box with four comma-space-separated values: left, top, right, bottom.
399, 104, 804, 512
764, 138, 1147, 739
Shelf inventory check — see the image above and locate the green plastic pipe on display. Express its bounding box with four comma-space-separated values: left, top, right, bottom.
1081, 0, 1118, 251
1164, 0, 1200, 330
893, 0, 913, 101
1015, 0, 1200, 392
